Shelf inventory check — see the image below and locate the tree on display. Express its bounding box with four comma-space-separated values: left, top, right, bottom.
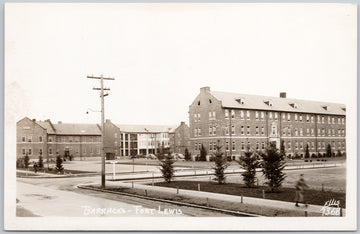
24, 153, 30, 169
55, 155, 64, 173
160, 154, 174, 183
199, 144, 207, 161
305, 144, 310, 159
261, 143, 286, 192
336, 149, 342, 157
184, 148, 191, 161
327, 144, 332, 158
238, 148, 259, 188
212, 144, 229, 184
38, 155, 44, 169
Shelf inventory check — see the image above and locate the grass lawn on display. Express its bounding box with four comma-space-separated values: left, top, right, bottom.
17, 168, 93, 175
154, 181, 346, 208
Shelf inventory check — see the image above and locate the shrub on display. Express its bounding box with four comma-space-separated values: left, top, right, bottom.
184, 148, 191, 161
212, 144, 229, 184
38, 156, 44, 169
199, 144, 207, 161
238, 149, 259, 188
160, 155, 175, 183
24, 154, 30, 169
55, 155, 64, 173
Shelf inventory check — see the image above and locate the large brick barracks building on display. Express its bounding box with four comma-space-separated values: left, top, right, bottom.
189, 87, 346, 160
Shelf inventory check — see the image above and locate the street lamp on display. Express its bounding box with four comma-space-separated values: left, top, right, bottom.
144, 128, 149, 156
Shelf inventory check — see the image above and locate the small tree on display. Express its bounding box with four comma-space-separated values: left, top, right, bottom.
212, 144, 229, 184
55, 155, 64, 173
305, 144, 310, 159
327, 144, 332, 158
160, 155, 174, 183
24, 153, 30, 169
336, 149, 342, 157
199, 144, 207, 161
238, 148, 259, 188
280, 140, 286, 158
184, 148, 191, 161
261, 143, 286, 192
38, 155, 44, 169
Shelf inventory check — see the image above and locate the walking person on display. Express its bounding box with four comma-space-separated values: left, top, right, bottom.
295, 174, 309, 207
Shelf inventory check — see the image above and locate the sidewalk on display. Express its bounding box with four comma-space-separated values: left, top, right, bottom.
102, 180, 345, 217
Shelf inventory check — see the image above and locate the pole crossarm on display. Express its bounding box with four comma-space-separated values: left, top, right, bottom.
93, 88, 111, 91
87, 75, 115, 80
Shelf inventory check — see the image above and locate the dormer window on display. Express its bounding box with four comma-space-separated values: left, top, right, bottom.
341, 107, 346, 112
209, 99, 212, 104
322, 105, 328, 111
236, 97, 245, 104
264, 100, 273, 106
289, 103, 298, 109
198, 101, 201, 106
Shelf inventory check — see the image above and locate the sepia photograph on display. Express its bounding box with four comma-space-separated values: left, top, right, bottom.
3, 2, 357, 231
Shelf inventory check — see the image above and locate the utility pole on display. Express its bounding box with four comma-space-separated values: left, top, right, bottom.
87, 74, 115, 188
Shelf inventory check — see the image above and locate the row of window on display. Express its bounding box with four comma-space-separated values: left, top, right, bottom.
194, 141, 346, 152
195, 125, 346, 137
21, 136, 102, 143
198, 109, 346, 124
21, 147, 101, 155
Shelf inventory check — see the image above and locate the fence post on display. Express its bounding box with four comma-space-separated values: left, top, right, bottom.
177, 186, 179, 194
305, 211, 308, 217
206, 198, 209, 207
340, 207, 343, 217
198, 184, 201, 191
262, 190, 265, 199
257, 179, 259, 186
241, 194, 243, 203
145, 189, 148, 196
209, 176, 211, 182
132, 182, 134, 188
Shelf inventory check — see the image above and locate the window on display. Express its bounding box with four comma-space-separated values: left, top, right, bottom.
299, 128, 303, 136
306, 128, 310, 136
261, 112, 265, 120
295, 128, 298, 136
48, 137, 52, 142
342, 117, 345, 124
209, 143, 213, 151
311, 142, 314, 149
328, 129, 331, 136
256, 142, 259, 150
261, 127, 265, 135
194, 114, 197, 122
256, 126, 259, 135
311, 115, 314, 123
328, 116, 331, 124
232, 142, 235, 150
322, 128, 325, 136
295, 142, 298, 149
288, 142, 291, 149
194, 143, 198, 150
213, 126, 216, 136
22, 136, 26, 142
282, 113, 286, 121
332, 129, 335, 136
198, 128, 201, 136
28, 148, 32, 155
269, 112, 273, 120
39, 136, 42, 142
226, 141, 229, 151
69, 136, 73, 142
39, 148, 43, 155
198, 114, 201, 121
231, 125, 235, 135
342, 129, 345, 136
287, 113, 291, 121
311, 128, 314, 136
261, 142, 265, 150
322, 116, 325, 124
317, 116, 321, 123
213, 111, 216, 120
318, 142, 321, 149
246, 126, 250, 135
274, 112, 278, 120
22, 148, 26, 155
241, 126, 244, 135
300, 142, 303, 150
240, 110, 244, 120
225, 109, 229, 119
209, 126, 212, 136
306, 114, 310, 122
246, 111, 250, 120
49, 148, 53, 155
225, 126, 229, 135
194, 129, 197, 137
241, 142, 245, 150
209, 112, 212, 120
299, 114, 303, 122
318, 128, 321, 135
338, 117, 340, 124
231, 110, 235, 119
332, 117, 335, 124
28, 136, 32, 142
287, 128, 291, 136
282, 127, 286, 136
255, 111, 259, 120
294, 114, 298, 121
322, 142, 325, 149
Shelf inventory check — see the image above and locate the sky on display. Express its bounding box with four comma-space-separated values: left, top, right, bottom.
5, 3, 357, 126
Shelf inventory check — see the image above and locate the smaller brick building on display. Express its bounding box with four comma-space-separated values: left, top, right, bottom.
169, 122, 190, 154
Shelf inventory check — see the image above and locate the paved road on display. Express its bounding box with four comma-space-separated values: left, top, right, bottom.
17, 177, 233, 217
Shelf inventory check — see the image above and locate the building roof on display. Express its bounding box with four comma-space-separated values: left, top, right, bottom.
52, 123, 101, 135
116, 124, 177, 133
209, 90, 346, 116
36, 121, 56, 134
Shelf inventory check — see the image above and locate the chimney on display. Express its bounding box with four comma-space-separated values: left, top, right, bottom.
280, 92, 286, 98
200, 86, 210, 93
32, 119, 36, 122
58, 121, 62, 124
180, 121, 185, 125
106, 119, 111, 123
